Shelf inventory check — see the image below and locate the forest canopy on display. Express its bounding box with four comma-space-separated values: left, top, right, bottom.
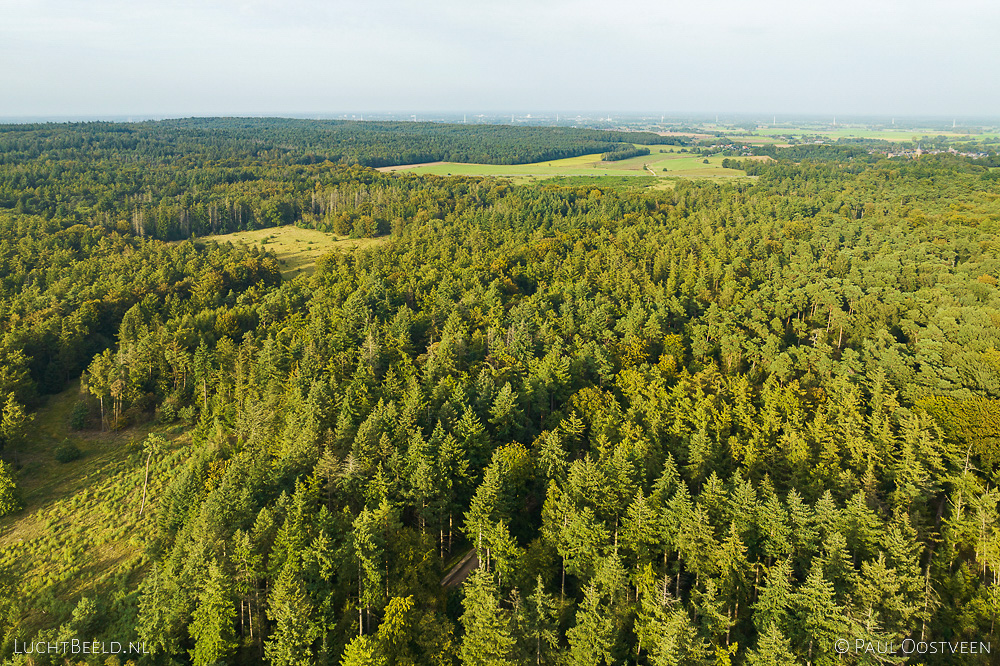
0, 121, 998, 666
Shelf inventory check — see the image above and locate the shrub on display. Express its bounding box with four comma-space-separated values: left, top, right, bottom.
70, 400, 89, 430
0, 461, 22, 516
54, 440, 83, 463
178, 405, 196, 424
158, 402, 177, 423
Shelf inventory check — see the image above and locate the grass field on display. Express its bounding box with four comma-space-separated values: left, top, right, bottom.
398, 145, 746, 182
0, 383, 186, 633
381, 125, 999, 182
202, 225, 386, 277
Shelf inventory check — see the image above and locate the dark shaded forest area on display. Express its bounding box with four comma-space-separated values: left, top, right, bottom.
0, 120, 998, 665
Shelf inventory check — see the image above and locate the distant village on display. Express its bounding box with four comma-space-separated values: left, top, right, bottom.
712, 143, 758, 156
711, 141, 991, 161
879, 146, 989, 159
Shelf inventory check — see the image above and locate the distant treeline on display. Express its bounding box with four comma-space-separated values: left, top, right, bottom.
0, 120, 689, 242
600, 145, 651, 161
0, 118, 685, 171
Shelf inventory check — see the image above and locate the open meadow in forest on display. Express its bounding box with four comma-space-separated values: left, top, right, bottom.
0, 382, 186, 636
389, 144, 747, 182
201, 226, 386, 277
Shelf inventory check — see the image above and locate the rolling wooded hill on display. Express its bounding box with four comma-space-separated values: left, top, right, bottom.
0, 123, 998, 665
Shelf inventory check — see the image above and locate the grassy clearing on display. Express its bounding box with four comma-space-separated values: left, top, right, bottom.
400, 144, 746, 182
201, 225, 386, 277
0, 383, 188, 633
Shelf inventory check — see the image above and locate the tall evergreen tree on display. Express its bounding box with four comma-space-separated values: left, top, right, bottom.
265, 561, 320, 666
459, 569, 516, 666
190, 561, 238, 666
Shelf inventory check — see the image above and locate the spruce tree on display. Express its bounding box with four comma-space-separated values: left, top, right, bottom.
745, 623, 799, 666
265, 561, 319, 666
459, 569, 516, 666
564, 584, 614, 666
190, 562, 238, 666
514, 576, 559, 666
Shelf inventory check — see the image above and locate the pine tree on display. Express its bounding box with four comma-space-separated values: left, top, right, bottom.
435, 432, 470, 556
789, 562, 846, 664
716, 524, 750, 646
0, 393, 30, 466
635, 566, 706, 666
623, 490, 660, 571
193, 340, 215, 410
535, 430, 568, 483
405, 430, 437, 534
137, 563, 187, 656
757, 481, 791, 566
375, 595, 417, 666
341, 636, 387, 666
752, 559, 794, 636
354, 506, 386, 636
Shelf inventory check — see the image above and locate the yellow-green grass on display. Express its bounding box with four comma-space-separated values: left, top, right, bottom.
401, 145, 746, 182
201, 225, 386, 277
0, 383, 187, 632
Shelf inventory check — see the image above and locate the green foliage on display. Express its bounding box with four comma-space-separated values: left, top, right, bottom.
460, 569, 517, 666
53, 439, 82, 463
190, 562, 238, 666
918, 395, 1000, 469
0, 460, 20, 517
69, 400, 90, 430
601, 146, 651, 161
2, 125, 1000, 666
0, 393, 30, 451
565, 584, 615, 665
265, 562, 320, 666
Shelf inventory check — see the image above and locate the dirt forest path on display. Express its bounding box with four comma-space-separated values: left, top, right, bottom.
440, 549, 479, 587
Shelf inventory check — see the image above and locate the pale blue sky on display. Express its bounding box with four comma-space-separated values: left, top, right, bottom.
2, 0, 998, 117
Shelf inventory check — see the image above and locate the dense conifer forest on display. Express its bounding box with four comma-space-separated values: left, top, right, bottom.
0, 120, 998, 665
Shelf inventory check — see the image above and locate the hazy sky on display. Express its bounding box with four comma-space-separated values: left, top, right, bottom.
2, 0, 998, 117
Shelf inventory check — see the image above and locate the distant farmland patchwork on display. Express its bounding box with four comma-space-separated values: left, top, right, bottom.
716, 125, 1000, 143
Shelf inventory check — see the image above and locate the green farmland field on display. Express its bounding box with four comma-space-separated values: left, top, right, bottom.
389, 145, 746, 182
